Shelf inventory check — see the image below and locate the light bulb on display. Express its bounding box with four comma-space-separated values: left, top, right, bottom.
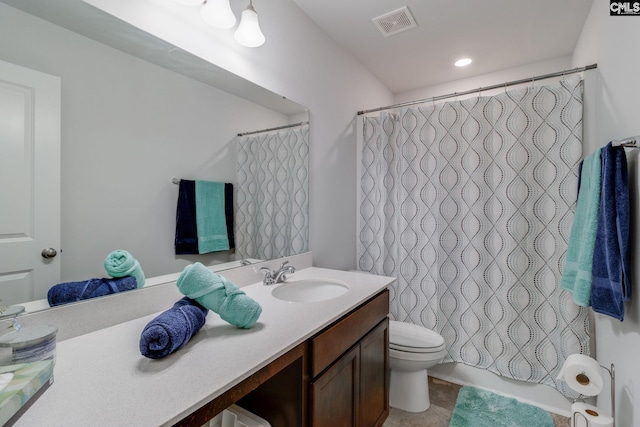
234, 4, 265, 47
200, 0, 236, 29
455, 58, 473, 67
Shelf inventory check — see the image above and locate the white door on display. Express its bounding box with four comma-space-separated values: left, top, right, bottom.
0, 59, 61, 305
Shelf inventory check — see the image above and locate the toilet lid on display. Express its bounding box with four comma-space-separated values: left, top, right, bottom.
389, 320, 444, 349
390, 342, 446, 354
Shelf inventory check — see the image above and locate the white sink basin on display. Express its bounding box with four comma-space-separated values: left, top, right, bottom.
271, 279, 349, 302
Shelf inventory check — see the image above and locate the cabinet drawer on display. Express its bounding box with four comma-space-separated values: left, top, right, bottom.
310, 289, 389, 377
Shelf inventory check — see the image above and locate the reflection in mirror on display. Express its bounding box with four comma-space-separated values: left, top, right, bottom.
0, 0, 309, 310
235, 123, 309, 260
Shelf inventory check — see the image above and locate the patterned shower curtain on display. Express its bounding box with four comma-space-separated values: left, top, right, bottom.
358, 77, 589, 393
235, 124, 309, 260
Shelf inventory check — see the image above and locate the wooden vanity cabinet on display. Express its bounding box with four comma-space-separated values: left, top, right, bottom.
309, 290, 389, 427
174, 289, 390, 427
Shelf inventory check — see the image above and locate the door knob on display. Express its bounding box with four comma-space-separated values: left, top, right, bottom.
41, 248, 58, 259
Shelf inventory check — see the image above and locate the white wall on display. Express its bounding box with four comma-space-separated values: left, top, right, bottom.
572, 2, 640, 425
83, 0, 394, 272
393, 56, 572, 104
0, 3, 294, 286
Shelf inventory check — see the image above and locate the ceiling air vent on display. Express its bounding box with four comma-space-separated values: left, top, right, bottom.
372, 6, 418, 37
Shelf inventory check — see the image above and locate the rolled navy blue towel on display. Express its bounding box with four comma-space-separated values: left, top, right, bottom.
139, 297, 208, 359
47, 276, 138, 307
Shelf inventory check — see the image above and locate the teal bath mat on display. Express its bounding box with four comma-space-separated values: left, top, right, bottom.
449, 386, 554, 427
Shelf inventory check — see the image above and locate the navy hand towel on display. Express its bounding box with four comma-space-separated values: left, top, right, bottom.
225, 183, 235, 249
591, 142, 631, 320
139, 297, 208, 359
47, 276, 138, 307
175, 179, 199, 254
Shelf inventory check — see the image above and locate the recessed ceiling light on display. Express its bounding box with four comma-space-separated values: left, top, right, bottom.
455, 58, 473, 67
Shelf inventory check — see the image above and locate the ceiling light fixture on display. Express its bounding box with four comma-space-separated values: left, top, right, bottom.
200, 0, 236, 29
234, 0, 265, 47
455, 58, 473, 67
174, 0, 204, 6
174, 0, 265, 47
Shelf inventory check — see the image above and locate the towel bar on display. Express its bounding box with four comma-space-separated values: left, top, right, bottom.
612, 136, 639, 147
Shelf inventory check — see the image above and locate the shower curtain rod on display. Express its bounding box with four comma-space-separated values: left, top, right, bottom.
237, 121, 309, 137
357, 63, 598, 116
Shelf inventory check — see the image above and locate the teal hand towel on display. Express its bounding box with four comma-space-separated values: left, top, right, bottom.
195, 181, 230, 254
104, 249, 145, 288
176, 262, 261, 329
560, 150, 602, 307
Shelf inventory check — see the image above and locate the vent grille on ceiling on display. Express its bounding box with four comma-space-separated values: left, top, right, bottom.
372, 6, 417, 37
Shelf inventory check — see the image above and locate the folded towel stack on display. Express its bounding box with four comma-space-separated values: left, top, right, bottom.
139, 297, 208, 359
47, 277, 137, 307
176, 262, 262, 329
104, 249, 145, 288
175, 180, 235, 255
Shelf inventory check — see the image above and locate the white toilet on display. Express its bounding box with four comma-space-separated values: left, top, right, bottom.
388, 320, 446, 413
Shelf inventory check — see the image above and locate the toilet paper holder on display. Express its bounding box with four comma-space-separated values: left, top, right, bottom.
570, 363, 615, 427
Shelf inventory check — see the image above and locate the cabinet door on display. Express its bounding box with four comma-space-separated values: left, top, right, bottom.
359, 319, 389, 427
310, 346, 360, 427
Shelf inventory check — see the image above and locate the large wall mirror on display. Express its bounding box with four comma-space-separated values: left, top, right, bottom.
0, 0, 309, 310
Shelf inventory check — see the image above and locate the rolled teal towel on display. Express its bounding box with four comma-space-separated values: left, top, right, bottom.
104, 250, 145, 288
176, 262, 261, 329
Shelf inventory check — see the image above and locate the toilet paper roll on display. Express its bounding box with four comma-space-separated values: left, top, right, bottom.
557, 354, 604, 396
571, 402, 613, 427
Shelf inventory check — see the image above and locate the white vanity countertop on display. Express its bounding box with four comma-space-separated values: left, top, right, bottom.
14, 267, 394, 427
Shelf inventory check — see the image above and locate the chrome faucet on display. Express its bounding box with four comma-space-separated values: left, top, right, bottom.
260, 261, 296, 285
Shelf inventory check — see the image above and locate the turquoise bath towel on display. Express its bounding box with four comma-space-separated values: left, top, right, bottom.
560, 150, 602, 307
195, 181, 230, 254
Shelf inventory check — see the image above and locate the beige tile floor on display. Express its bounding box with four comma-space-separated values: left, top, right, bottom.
382, 377, 570, 427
